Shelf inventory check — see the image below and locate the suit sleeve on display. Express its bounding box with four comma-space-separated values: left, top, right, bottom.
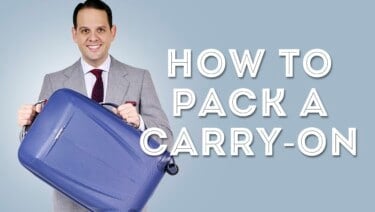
140, 70, 174, 150
38, 74, 54, 101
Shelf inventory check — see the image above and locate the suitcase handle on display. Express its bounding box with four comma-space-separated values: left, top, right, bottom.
100, 101, 140, 127
100, 102, 144, 130
100, 102, 119, 108
100, 101, 137, 108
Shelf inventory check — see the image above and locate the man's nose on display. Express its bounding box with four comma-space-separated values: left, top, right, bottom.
88, 32, 99, 41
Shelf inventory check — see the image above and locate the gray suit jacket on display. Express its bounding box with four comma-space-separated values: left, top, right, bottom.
39, 56, 172, 211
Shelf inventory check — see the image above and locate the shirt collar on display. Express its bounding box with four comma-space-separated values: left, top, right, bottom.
81, 55, 111, 74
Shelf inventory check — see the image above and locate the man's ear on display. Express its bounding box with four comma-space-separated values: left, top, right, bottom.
110, 25, 117, 40
72, 27, 78, 43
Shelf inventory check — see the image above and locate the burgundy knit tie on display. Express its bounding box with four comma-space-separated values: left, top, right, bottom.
90, 69, 103, 103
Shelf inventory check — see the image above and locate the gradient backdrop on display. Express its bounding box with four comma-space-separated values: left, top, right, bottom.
1, 1, 374, 211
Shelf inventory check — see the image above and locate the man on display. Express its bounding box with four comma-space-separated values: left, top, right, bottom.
17, 0, 172, 211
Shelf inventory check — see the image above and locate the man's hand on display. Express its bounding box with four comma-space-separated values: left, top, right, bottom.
114, 103, 140, 128
17, 104, 42, 126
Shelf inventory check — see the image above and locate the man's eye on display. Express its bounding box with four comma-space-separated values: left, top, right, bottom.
80, 29, 89, 34
97, 28, 105, 33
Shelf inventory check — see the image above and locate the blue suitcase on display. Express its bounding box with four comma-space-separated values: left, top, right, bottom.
18, 88, 178, 211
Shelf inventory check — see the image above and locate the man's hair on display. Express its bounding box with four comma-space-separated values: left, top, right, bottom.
73, 0, 113, 29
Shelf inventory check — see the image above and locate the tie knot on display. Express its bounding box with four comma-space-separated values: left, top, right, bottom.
90, 69, 103, 79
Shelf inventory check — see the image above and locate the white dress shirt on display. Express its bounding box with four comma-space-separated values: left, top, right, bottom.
81, 56, 110, 100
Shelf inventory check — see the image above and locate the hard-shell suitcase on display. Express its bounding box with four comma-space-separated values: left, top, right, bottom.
18, 88, 178, 211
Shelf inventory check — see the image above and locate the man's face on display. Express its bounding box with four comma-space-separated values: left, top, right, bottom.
72, 8, 116, 67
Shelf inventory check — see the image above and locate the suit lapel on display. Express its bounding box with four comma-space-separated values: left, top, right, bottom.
105, 57, 130, 104
63, 60, 87, 96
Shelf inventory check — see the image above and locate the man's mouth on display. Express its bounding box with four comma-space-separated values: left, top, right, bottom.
87, 44, 102, 51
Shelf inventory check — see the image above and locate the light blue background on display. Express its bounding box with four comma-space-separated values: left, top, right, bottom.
1, 1, 374, 211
